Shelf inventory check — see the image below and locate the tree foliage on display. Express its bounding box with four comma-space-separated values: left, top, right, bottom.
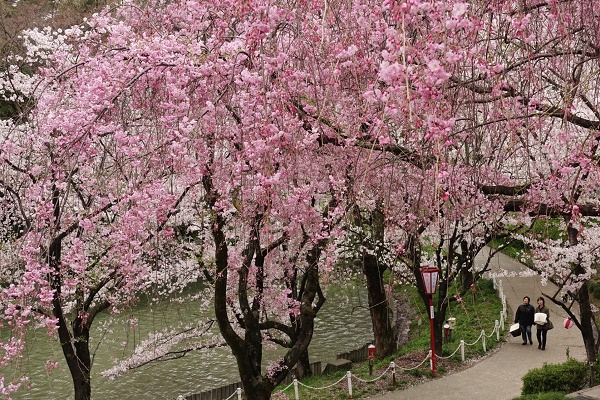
1, 0, 600, 399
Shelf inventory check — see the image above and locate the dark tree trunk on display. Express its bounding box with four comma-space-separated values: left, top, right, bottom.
459, 240, 474, 292
295, 350, 312, 379
363, 253, 397, 358
578, 282, 599, 386
69, 331, 92, 400
240, 381, 274, 400
433, 280, 450, 356
49, 189, 92, 400
55, 316, 92, 400
565, 224, 599, 386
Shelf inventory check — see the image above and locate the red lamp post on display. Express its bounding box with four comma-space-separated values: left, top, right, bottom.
420, 266, 440, 375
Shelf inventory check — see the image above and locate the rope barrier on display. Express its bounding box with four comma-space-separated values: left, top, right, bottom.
436, 341, 463, 359
279, 357, 430, 400
223, 388, 242, 400
351, 363, 392, 383
486, 322, 497, 338
463, 329, 484, 346
280, 380, 296, 392
272, 278, 509, 399
295, 373, 348, 390
397, 352, 431, 370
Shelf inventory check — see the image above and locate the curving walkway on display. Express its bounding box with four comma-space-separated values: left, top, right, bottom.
368, 249, 588, 400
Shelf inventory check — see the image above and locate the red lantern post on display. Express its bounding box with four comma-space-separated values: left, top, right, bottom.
420, 266, 440, 375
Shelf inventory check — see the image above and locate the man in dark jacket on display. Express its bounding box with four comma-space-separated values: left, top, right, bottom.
515, 296, 535, 345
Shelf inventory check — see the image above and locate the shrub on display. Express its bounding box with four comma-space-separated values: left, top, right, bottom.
521, 358, 588, 395
512, 392, 569, 400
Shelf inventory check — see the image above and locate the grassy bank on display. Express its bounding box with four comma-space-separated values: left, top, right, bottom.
273, 278, 505, 399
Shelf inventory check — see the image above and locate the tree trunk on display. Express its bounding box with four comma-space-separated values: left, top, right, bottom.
433, 284, 450, 356
71, 368, 91, 400
459, 240, 475, 292
363, 253, 397, 358
57, 317, 92, 400
240, 380, 274, 400
295, 350, 312, 379
49, 216, 92, 400
205, 174, 331, 400
578, 282, 599, 386
236, 353, 274, 400
565, 223, 600, 385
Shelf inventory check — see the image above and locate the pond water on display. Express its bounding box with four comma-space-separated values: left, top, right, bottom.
5, 284, 373, 400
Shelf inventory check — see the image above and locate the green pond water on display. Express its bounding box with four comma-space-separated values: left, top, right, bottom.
4, 285, 372, 400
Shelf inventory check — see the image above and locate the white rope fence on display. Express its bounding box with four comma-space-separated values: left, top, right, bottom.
223, 388, 242, 400
436, 324, 496, 362
187, 278, 508, 400
436, 341, 464, 360
279, 352, 432, 400
276, 327, 508, 400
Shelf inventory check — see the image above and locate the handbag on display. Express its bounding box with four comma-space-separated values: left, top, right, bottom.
546, 319, 554, 330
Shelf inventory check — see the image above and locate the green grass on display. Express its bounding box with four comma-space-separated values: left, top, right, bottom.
274, 278, 505, 399
403, 278, 504, 360
488, 216, 569, 262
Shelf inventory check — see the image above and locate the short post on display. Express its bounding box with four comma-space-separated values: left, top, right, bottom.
482, 330, 486, 352
236, 387, 242, 400
428, 349, 433, 372
391, 361, 396, 386
495, 320, 500, 341
500, 311, 504, 330
443, 323, 450, 343
447, 317, 456, 343
460, 340, 465, 362
347, 371, 353, 398
368, 344, 375, 375
293, 379, 299, 400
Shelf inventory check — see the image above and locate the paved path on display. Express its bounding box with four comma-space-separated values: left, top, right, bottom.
368, 249, 588, 400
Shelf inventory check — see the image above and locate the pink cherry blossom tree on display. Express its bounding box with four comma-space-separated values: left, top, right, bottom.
433, 0, 600, 375
413, 0, 600, 364
319, 0, 600, 362
0, 18, 200, 400
3, 1, 600, 398
3, 1, 356, 398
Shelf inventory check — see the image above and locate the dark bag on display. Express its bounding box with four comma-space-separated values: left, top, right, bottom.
546, 319, 554, 330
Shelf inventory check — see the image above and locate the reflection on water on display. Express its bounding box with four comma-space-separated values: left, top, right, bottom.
5, 284, 372, 399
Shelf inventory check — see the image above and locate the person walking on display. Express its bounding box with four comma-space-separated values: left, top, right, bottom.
515, 296, 535, 345
535, 297, 551, 350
